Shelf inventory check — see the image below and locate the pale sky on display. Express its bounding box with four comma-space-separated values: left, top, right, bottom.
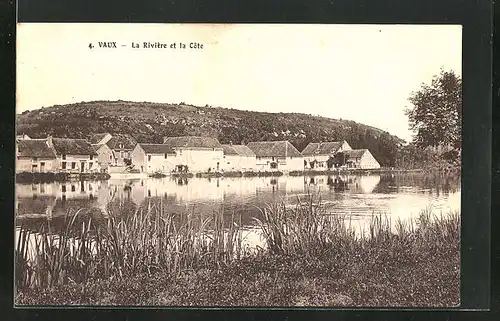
17, 23, 462, 142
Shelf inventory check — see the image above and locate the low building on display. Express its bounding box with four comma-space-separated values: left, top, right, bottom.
344, 149, 381, 169
89, 132, 137, 166
105, 134, 137, 166
301, 140, 352, 170
48, 137, 99, 173
246, 140, 304, 172
131, 144, 177, 173
221, 144, 256, 171
92, 143, 114, 171
16, 139, 57, 173
162, 136, 224, 172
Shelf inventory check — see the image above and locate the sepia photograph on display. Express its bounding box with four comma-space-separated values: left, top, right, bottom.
15, 23, 462, 307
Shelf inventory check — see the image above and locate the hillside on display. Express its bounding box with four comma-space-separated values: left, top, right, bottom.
16, 101, 405, 166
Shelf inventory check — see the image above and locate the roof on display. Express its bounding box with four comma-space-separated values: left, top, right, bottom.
105, 134, 137, 150
138, 144, 175, 154
52, 138, 97, 155
344, 149, 368, 159
163, 136, 222, 149
301, 141, 347, 156
91, 144, 111, 152
89, 133, 110, 144
246, 141, 302, 158
222, 144, 256, 157
17, 139, 56, 158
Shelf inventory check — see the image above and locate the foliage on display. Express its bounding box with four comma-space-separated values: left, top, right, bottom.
334, 152, 346, 167
326, 156, 335, 169
405, 69, 462, 149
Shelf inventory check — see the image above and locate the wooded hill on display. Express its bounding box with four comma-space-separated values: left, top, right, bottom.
16, 101, 405, 166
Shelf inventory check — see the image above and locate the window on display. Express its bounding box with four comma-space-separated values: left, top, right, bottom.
62, 154, 66, 160
71, 185, 76, 192
89, 162, 93, 168
164, 153, 168, 159
148, 155, 151, 161
71, 162, 76, 169
109, 155, 113, 160
62, 185, 66, 192
90, 154, 93, 160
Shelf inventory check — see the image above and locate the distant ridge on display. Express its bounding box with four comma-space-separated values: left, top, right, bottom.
16, 100, 405, 166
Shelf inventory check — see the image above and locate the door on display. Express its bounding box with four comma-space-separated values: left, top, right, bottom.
40, 162, 45, 172
31, 164, 38, 172
80, 162, 85, 172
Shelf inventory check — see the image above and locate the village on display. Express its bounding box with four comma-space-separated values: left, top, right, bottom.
15, 132, 381, 176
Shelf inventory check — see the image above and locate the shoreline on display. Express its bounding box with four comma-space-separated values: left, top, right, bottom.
16, 167, 456, 184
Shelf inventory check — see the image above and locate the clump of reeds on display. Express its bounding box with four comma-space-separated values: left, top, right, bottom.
15, 201, 248, 291
254, 192, 460, 258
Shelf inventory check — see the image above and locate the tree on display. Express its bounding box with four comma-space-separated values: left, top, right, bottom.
326, 156, 335, 169
405, 69, 462, 149
334, 152, 346, 168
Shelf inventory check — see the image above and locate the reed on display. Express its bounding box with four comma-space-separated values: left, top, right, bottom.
15, 201, 248, 291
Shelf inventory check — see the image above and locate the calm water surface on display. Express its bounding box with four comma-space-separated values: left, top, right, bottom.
16, 174, 460, 240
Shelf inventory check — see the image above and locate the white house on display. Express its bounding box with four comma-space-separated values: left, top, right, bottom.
162, 136, 225, 173
91, 143, 114, 171
90, 132, 137, 166
221, 144, 256, 171
131, 144, 177, 174
246, 140, 304, 172
16, 139, 57, 173
344, 149, 381, 169
301, 140, 352, 170
48, 137, 99, 173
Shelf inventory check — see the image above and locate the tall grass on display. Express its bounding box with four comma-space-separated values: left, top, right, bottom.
15, 201, 248, 291
254, 193, 460, 258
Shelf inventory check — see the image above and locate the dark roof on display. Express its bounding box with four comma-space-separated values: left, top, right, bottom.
246, 141, 302, 157
301, 141, 347, 156
89, 133, 110, 144
139, 144, 175, 154
163, 136, 222, 148
105, 134, 137, 150
52, 138, 96, 155
222, 144, 256, 157
17, 139, 56, 158
344, 149, 368, 159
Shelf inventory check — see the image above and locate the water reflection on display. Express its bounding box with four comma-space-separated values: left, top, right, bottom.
16, 174, 461, 236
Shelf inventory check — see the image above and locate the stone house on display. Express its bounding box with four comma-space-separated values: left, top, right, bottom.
162, 136, 225, 173
90, 133, 137, 166
16, 139, 57, 173
131, 144, 177, 174
48, 137, 99, 173
246, 140, 304, 172
344, 149, 381, 169
91, 143, 115, 171
221, 144, 257, 171
301, 140, 352, 170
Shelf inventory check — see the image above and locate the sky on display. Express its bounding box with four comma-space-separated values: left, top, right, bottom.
17, 23, 462, 142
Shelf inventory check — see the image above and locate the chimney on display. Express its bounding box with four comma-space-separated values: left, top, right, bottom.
46, 135, 53, 147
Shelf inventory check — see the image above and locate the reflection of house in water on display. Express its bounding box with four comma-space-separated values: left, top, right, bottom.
306, 175, 381, 194
16, 180, 107, 217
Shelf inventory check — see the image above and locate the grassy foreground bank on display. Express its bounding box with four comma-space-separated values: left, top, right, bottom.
15, 197, 460, 307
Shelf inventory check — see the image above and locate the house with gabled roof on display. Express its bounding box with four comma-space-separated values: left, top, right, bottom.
47, 136, 99, 173
131, 143, 177, 173
162, 136, 225, 172
343, 149, 381, 169
89, 133, 137, 166
16, 138, 57, 173
246, 140, 304, 171
91, 143, 114, 171
221, 143, 256, 171
302, 140, 352, 170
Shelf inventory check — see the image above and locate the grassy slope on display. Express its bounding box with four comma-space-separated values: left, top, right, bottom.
16, 100, 404, 166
